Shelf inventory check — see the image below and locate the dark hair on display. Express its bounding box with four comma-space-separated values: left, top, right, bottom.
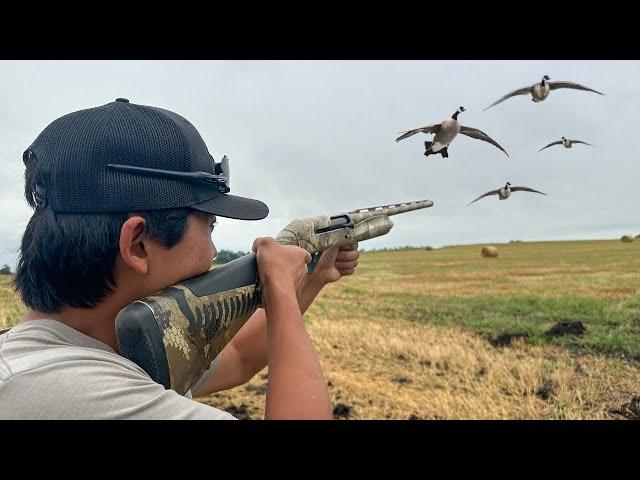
13, 157, 194, 313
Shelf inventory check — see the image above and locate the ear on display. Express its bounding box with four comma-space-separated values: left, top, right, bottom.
119, 216, 150, 275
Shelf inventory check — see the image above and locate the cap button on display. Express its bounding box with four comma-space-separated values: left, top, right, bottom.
115, 98, 129, 103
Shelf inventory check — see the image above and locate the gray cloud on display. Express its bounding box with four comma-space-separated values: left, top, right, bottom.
0, 60, 637, 268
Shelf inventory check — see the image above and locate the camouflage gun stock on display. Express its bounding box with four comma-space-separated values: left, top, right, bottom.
115, 199, 434, 395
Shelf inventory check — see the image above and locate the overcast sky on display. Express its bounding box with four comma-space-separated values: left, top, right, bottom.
0, 60, 637, 268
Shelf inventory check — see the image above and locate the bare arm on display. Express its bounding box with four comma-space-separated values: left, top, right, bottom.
262, 282, 331, 419
255, 237, 331, 419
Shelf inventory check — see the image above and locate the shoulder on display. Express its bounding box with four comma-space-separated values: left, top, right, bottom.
0, 352, 237, 420
0, 323, 235, 420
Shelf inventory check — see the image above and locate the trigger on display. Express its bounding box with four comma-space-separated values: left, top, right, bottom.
307, 252, 322, 274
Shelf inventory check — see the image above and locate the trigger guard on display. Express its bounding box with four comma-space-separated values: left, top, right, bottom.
307, 252, 322, 274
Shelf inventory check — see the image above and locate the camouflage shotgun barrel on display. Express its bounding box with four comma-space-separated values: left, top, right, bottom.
115, 199, 434, 395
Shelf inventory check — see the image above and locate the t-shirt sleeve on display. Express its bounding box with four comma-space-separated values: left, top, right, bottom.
0, 357, 237, 420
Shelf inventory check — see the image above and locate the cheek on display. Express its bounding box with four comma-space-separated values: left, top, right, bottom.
175, 229, 216, 278
192, 230, 215, 270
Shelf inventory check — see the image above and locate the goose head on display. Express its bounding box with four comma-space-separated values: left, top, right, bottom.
505, 182, 512, 189
541, 75, 550, 85
452, 106, 465, 120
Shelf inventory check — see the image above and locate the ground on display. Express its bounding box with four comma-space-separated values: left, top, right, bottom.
2, 239, 639, 419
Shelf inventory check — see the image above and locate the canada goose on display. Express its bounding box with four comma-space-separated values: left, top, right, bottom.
483, 75, 604, 111
467, 182, 546, 206
395, 106, 509, 158
539, 137, 594, 152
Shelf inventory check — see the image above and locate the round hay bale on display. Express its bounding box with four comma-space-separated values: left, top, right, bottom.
621, 235, 634, 243
425, 246, 434, 251
481, 246, 498, 258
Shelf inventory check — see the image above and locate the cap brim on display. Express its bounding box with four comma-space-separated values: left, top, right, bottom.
189, 193, 269, 220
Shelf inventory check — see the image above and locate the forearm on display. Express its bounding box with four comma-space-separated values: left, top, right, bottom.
191, 309, 268, 397
263, 286, 331, 420
298, 276, 326, 314
192, 274, 329, 396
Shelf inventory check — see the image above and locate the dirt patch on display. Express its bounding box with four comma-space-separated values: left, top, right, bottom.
225, 403, 252, 420
392, 376, 413, 385
408, 414, 423, 420
535, 379, 555, 401
333, 403, 353, 419
489, 332, 530, 348
610, 396, 640, 420
544, 321, 586, 338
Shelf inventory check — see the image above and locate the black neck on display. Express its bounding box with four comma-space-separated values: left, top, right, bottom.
541, 78, 546, 86
452, 110, 460, 120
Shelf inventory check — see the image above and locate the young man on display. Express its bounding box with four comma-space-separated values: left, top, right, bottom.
0, 98, 359, 419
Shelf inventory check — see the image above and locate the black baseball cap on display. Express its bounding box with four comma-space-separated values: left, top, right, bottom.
23, 98, 269, 220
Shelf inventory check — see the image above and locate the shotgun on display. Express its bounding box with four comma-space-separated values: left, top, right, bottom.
115, 199, 434, 395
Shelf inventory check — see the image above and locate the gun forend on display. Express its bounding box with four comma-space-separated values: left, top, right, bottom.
276, 199, 434, 254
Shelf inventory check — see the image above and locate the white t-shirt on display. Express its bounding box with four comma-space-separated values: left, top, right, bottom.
0, 319, 235, 420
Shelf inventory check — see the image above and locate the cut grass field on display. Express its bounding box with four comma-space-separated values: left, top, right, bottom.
203, 239, 640, 419
2, 239, 639, 419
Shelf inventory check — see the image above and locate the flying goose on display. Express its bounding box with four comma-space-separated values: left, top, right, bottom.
539, 137, 594, 152
395, 106, 509, 158
483, 75, 604, 111
467, 182, 546, 206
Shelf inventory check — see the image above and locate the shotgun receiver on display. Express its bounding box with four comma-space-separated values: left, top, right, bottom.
115, 199, 434, 395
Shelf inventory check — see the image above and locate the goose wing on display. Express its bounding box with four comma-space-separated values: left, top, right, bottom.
466, 189, 500, 206
482, 85, 533, 111
538, 140, 563, 152
459, 126, 510, 157
570, 140, 594, 147
395, 123, 441, 143
510, 186, 547, 195
547, 81, 604, 95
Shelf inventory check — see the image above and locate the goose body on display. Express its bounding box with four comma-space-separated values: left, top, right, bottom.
395, 107, 509, 158
484, 75, 603, 111
497, 185, 511, 200
531, 80, 551, 102
467, 182, 546, 206
539, 137, 594, 152
431, 116, 461, 152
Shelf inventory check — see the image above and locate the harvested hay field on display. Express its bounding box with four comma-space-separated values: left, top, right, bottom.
201, 317, 639, 419
199, 239, 640, 419
2, 239, 640, 419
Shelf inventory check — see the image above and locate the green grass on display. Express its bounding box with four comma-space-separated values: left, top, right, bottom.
312, 239, 640, 361
325, 291, 640, 359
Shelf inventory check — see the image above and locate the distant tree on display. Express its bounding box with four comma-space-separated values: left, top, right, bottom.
214, 250, 249, 265
0, 265, 12, 275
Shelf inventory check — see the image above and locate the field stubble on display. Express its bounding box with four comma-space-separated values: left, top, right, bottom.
2, 239, 639, 419
201, 240, 640, 419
